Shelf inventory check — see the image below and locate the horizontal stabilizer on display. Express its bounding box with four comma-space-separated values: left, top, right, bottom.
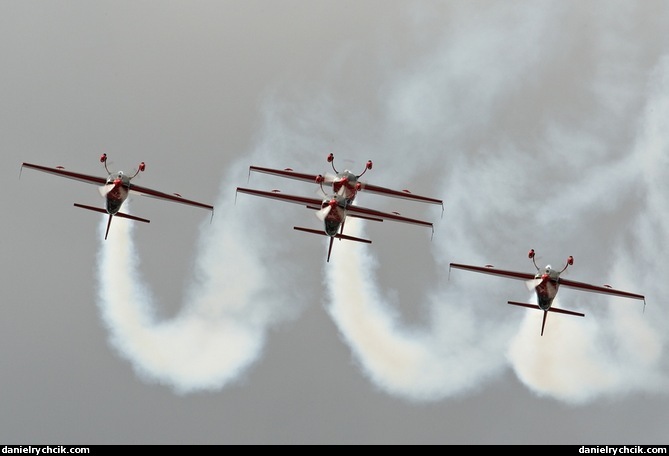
293, 226, 372, 244
507, 301, 584, 317
73, 203, 150, 224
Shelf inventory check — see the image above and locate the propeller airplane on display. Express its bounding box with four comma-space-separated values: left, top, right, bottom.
449, 249, 645, 336
21, 154, 214, 240
237, 154, 443, 262
247, 153, 444, 210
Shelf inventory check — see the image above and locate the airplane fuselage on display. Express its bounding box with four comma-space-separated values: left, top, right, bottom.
534, 267, 561, 310
103, 172, 131, 215
321, 196, 346, 237
332, 170, 359, 206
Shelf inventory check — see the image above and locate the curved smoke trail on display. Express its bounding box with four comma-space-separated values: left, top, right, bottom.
323, 2, 669, 404
94, 1, 669, 403
95, 160, 309, 394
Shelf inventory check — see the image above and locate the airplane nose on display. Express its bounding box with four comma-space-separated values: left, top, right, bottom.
113, 178, 122, 187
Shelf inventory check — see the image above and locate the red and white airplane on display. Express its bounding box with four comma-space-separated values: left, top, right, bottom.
237, 154, 442, 262
247, 153, 444, 210
21, 154, 214, 240
449, 249, 645, 336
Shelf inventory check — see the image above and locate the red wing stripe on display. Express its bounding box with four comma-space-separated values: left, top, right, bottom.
249, 166, 321, 183
236, 187, 323, 207
21, 163, 106, 185
248, 165, 442, 205
237, 187, 433, 228
22, 163, 213, 211
449, 263, 535, 281
359, 183, 443, 206
345, 205, 433, 228
129, 184, 213, 211
345, 213, 385, 223
557, 278, 645, 301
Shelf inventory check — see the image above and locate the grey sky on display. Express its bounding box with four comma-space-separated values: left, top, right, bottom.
1, 0, 668, 444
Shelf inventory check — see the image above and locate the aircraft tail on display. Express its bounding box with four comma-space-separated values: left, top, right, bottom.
293, 226, 372, 244
73, 203, 150, 240
506, 301, 585, 336
293, 226, 372, 262
327, 236, 334, 263
105, 214, 112, 240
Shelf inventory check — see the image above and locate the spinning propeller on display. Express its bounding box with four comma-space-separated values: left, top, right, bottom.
525, 277, 545, 290
316, 197, 339, 221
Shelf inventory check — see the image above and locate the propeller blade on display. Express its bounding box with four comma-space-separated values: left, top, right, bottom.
316, 204, 332, 221
98, 184, 114, 197
525, 278, 543, 290
322, 172, 337, 184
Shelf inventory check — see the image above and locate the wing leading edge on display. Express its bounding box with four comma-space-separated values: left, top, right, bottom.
357, 182, 443, 206
21, 163, 106, 186
557, 278, 645, 302
248, 165, 443, 207
129, 183, 214, 212
449, 263, 645, 302
236, 187, 434, 229
449, 263, 535, 281
22, 162, 214, 213
249, 166, 327, 185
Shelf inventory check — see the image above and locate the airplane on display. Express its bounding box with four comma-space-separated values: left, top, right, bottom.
21, 153, 215, 240
247, 153, 444, 211
449, 249, 645, 336
235, 187, 435, 262
237, 154, 443, 262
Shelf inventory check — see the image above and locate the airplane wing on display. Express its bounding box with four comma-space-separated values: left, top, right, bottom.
556, 278, 645, 301
22, 162, 214, 212
450, 263, 645, 302
128, 183, 214, 211
236, 187, 434, 229
236, 187, 324, 208
449, 263, 536, 281
249, 166, 332, 185
21, 163, 107, 186
358, 182, 443, 207
249, 165, 443, 207
344, 203, 434, 228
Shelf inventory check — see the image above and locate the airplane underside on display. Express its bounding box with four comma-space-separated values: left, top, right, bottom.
293, 226, 371, 262
73, 203, 150, 240
506, 301, 585, 336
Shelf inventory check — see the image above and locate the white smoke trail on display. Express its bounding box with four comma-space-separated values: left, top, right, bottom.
96, 208, 262, 393
95, 162, 308, 394
324, 217, 509, 402
321, 1, 669, 404
506, 55, 669, 404
93, 0, 669, 403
